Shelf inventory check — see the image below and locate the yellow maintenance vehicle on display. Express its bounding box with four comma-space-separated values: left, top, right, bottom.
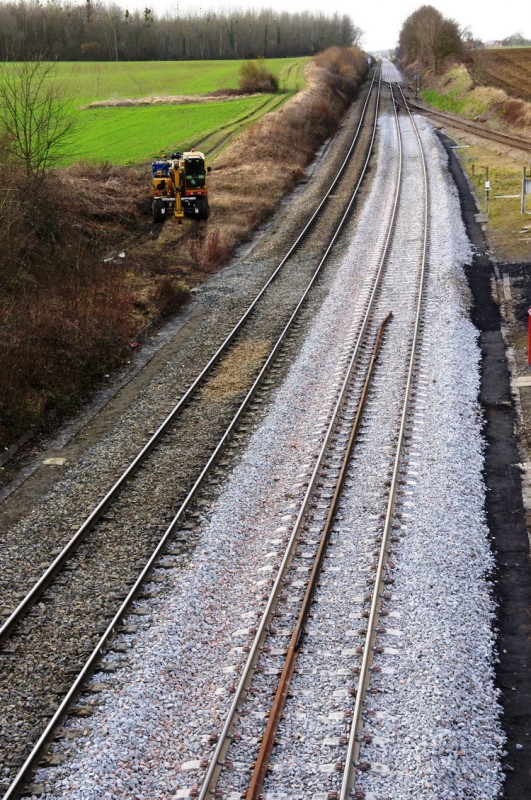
151, 149, 211, 223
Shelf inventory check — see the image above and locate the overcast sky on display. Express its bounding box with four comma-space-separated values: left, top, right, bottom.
128, 0, 529, 52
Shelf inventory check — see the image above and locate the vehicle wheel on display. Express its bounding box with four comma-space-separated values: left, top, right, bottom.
152, 198, 165, 223
199, 196, 210, 220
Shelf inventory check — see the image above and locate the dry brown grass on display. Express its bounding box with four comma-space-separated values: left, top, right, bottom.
501, 98, 531, 131
202, 338, 271, 402
60, 161, 147, 221
80, 92, 244, 109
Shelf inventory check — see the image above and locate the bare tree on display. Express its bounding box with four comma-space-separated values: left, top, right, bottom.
399, 5, 462, 73
0, 60, 75, 180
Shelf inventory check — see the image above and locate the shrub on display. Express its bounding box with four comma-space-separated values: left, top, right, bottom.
184, 228, 231, 273
314, 46, 366, 80
239, 60, 279, 93
503, 98, 527, 126
201, 229, 231, 269
0, 165, 139, 447
0, 259, 135, 445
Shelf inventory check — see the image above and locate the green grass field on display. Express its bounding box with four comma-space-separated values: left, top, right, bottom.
0, 57, 308, 166
418, 64, 495, 120
71, 96, 269, 164
55, 58, 306, 104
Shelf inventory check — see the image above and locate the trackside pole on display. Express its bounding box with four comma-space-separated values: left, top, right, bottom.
528, 308, 531, 365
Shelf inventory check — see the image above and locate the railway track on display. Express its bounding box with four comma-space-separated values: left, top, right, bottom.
0, 71, 383, 799
193, 80, 431, 800
406, 95, 531, 153
22, 65, 504, 800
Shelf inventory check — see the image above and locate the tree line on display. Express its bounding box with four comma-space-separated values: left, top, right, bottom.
500, 32, 531, 47
0, 1, 361, 61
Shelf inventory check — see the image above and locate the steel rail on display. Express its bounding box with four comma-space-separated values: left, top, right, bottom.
0, 69, 379, 648
1, 74, 383, 800
338, 82, 430, 800
198, 74, 409, 800
246, 311, 393, 800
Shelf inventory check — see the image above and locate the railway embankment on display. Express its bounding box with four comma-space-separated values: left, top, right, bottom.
407, 56, 531, 140
0, 67, 379, 797
0, 48, 367, 459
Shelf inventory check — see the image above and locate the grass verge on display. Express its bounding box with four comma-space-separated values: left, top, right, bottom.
452, 136, 531, 261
